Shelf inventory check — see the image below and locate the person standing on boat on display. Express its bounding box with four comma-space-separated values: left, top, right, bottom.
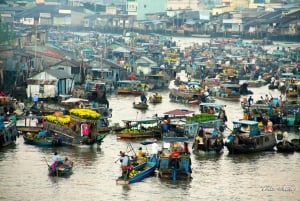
52, 152, 61, 162
247, 96, 254, 106
151, 139, 159, 159
119, 151, 132, 180
32, 93, 39, 108
51, 152, 61, 172
140, 92, 147, 104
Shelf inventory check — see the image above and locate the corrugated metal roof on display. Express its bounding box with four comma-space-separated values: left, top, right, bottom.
45, 69, 72, 79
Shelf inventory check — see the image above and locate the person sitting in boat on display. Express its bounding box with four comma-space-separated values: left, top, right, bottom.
63, 157, 72, 166
137, 147, 145, 158
211, 127, 218, 138
208, 107, 214, 114
195, 126, 205, 145
37, 130, 47, 138
119, 151, 133, 180
136, 147, 146, 164
265, 119, 273, 133
140, 92, 147, 103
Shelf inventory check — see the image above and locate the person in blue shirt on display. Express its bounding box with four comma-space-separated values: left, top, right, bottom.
212, 127, 218, 137
140, 92, 147, 103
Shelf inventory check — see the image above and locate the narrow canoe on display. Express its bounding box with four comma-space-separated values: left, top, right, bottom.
116, 161, 156, 184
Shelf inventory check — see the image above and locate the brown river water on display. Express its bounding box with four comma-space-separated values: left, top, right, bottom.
0, 84, 299, 201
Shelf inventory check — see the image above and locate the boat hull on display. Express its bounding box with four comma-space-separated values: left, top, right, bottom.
116, 131, 161, 139
48, 165, 73, 176
0, 122, 19, 148
158, 155, 192, 181
116, 161, 156, 184
276, 141, 295, 153
23, 135, 62, 146
43, 122, 106, 147
133, 102, 149, 109
291, 139, 300, 152
225, 133, 276, 154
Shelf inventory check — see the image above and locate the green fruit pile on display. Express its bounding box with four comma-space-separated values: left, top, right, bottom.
186, 114, 216, 122
129, 170, 141, 178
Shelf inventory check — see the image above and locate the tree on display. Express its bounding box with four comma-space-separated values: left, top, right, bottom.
0, 17, 16, 45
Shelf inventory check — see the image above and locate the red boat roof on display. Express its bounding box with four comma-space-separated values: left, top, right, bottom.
164, 109, 195, 116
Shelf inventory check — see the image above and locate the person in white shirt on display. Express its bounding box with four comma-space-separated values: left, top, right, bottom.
52, 152, 61, 162
151, 139, 159, 158
119, 151, 131, 179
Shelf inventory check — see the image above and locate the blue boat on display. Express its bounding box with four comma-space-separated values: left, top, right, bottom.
23, 130, 62, 146
157, 123, 192, 181
116, 161, 157, 184
48, 160, 74, 177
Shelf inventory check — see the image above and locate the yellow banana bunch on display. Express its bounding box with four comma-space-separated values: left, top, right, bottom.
129, 170, 141, 178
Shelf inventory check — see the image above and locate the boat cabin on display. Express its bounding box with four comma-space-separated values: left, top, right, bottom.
199, 102, 224, 116
158, 131, 191, 181
116, 80, 145, 95
232, 120, 260, 137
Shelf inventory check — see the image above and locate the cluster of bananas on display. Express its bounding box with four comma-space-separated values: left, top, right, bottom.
121, 129, 140, 133
129, 170, 141, 178
153, 94, 162, 98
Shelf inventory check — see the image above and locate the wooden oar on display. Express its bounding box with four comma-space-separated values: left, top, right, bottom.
43, 157, 50, 168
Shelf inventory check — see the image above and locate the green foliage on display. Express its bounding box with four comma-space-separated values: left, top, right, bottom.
186, 114, 217, 122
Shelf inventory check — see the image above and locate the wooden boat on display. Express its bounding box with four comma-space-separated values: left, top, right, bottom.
0, 120, 19, 147
169, 81, 213, 104
116, 80, 146, 95
16, 115, 44, 134
225, 120, 277, 154
43, 109, 107, 147
192, 127, 224, 154
213, 84, 241, 101
60, 97, 112, 119
23, 130, 62, 146
160, 109, 198, 139
142, 71, 171, 90
242, 79, 267, 88
148, 93, 162, 104
276, 141, 295, 153
116, 161, 157, 184
133, 102, 149, 110
48, 160, 74, 176
116, 118, 161, 139
291, 138, 300, 152
158, 132, 192, 181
